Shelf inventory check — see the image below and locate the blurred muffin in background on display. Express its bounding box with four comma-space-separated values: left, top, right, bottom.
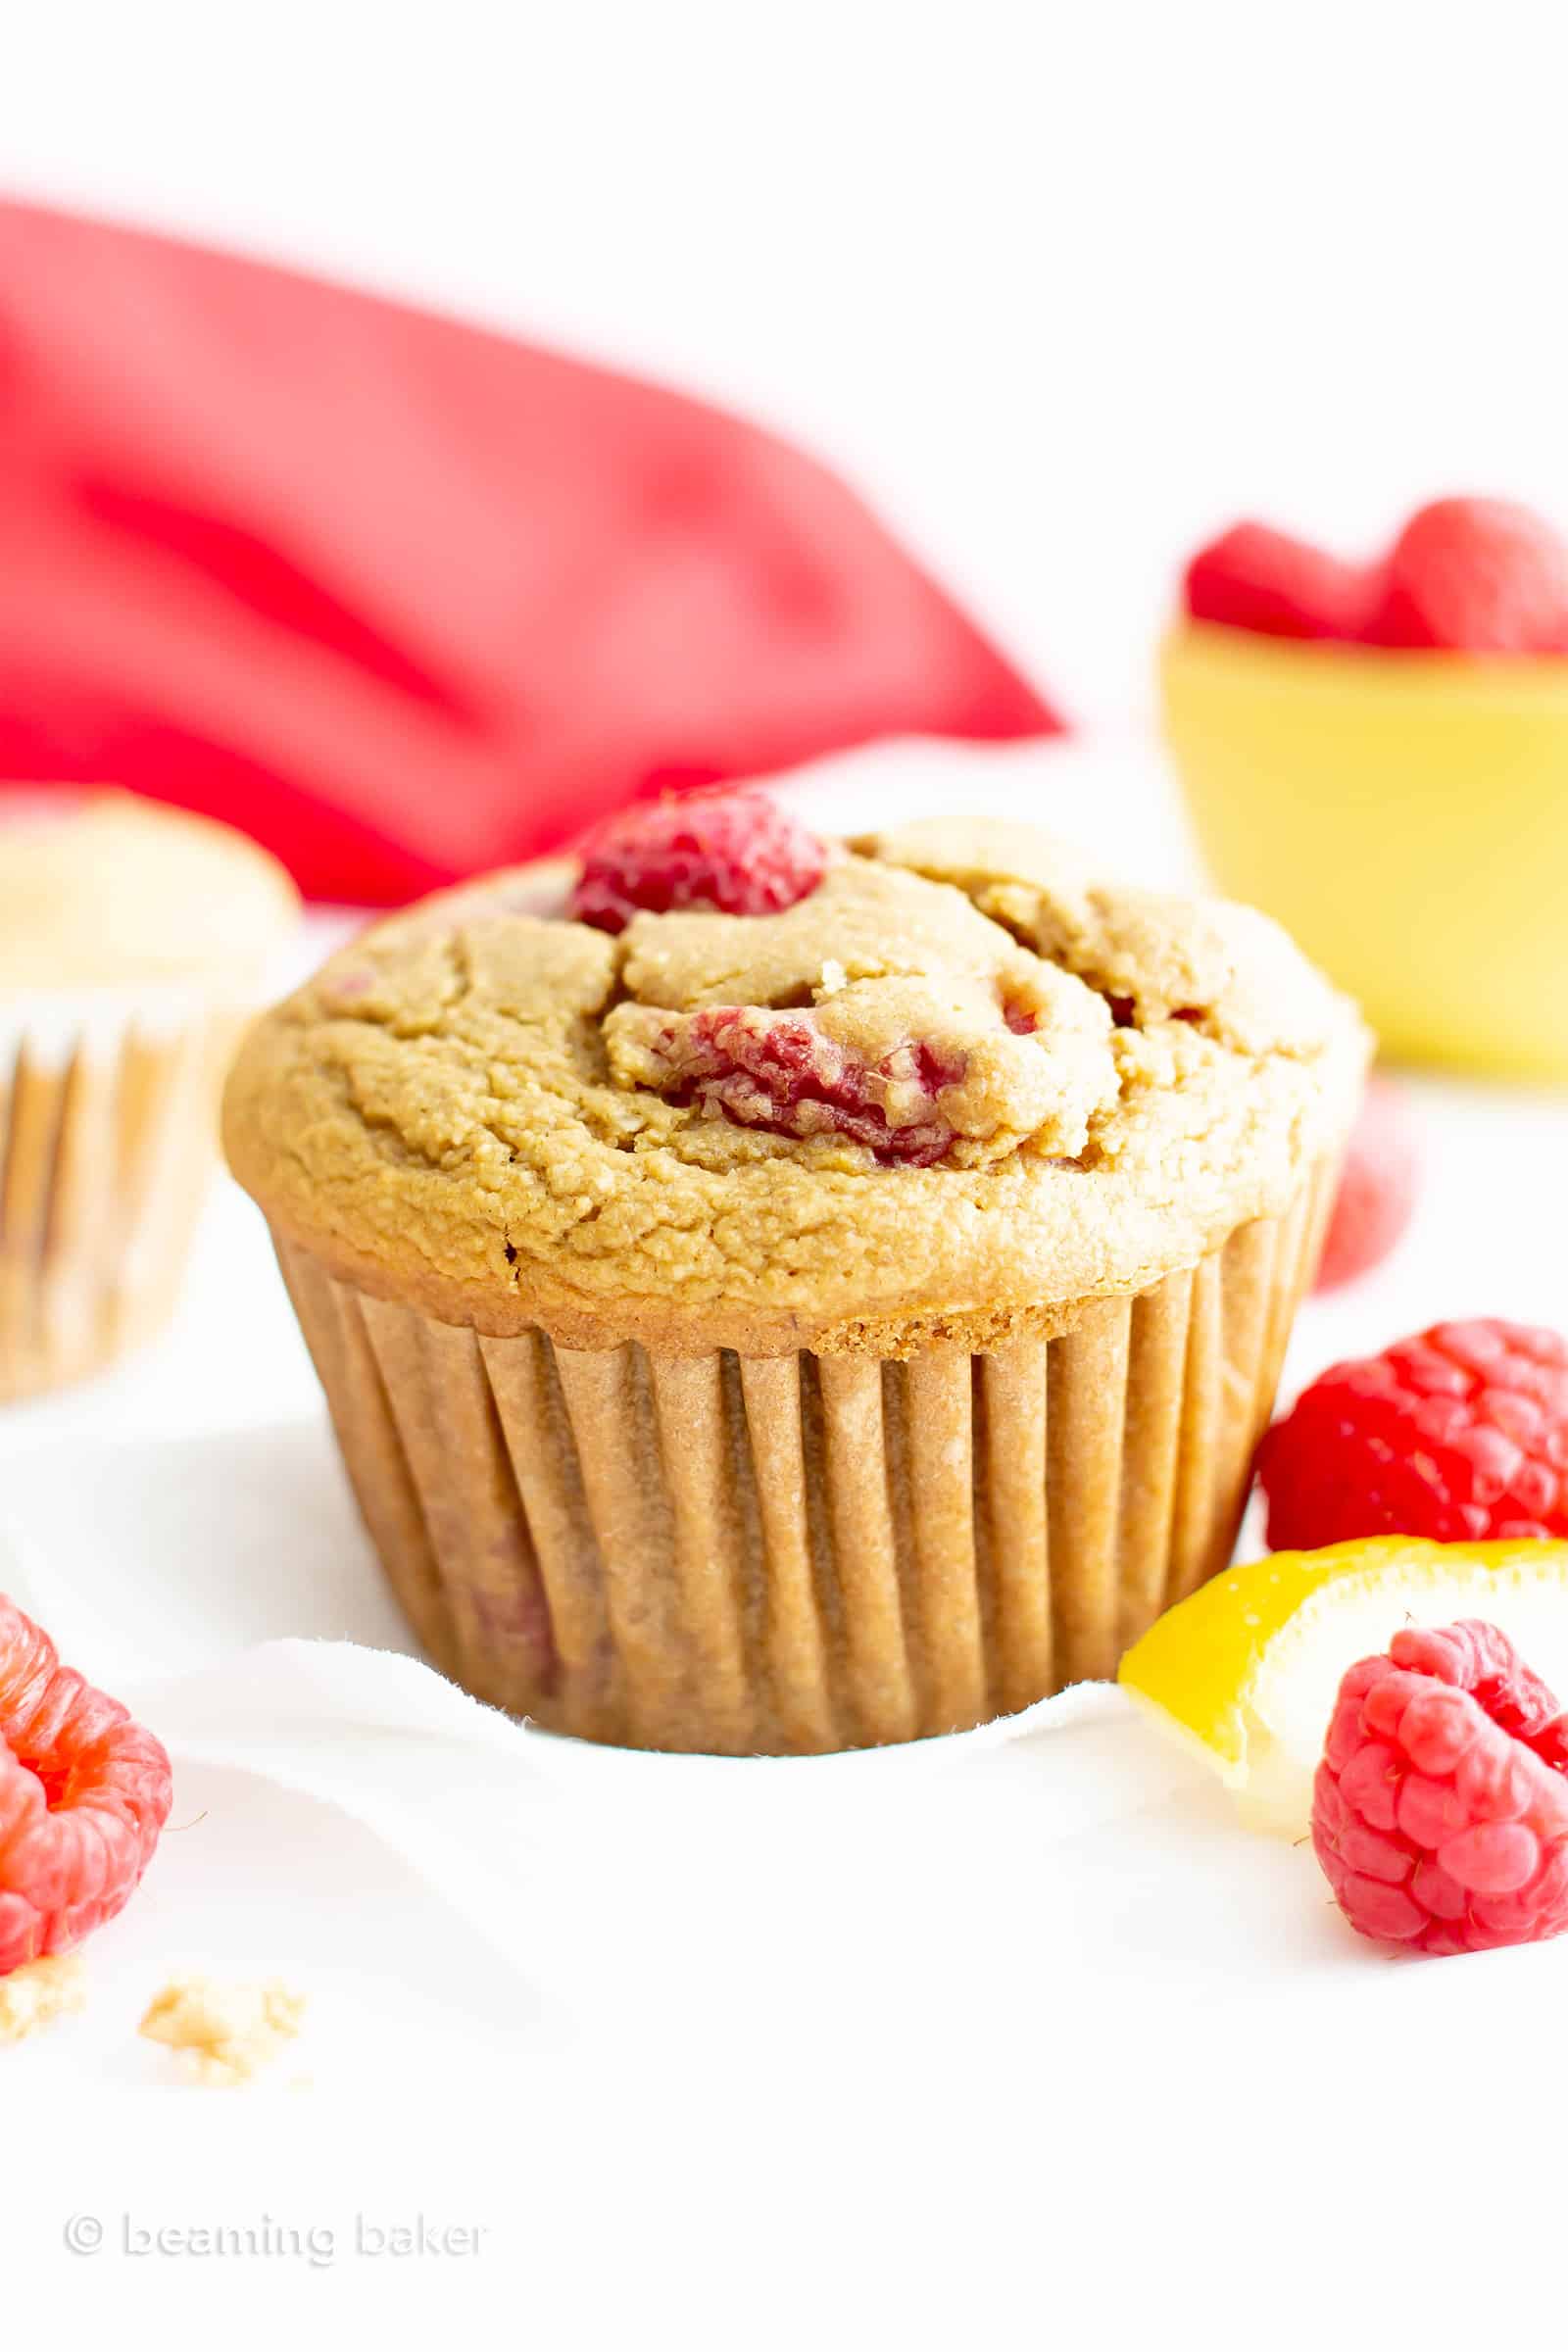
0, 792, 297, 1400
1162, 498, 1568, 1080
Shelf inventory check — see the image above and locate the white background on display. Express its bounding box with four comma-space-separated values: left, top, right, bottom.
8, 4, 1568, 2337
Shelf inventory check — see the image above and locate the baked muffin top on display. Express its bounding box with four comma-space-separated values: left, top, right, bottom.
222, 808, 1366, 1352
0, 793, 297, 990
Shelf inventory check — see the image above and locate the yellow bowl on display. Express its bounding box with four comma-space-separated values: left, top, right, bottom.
1161, 619, 1568, 1080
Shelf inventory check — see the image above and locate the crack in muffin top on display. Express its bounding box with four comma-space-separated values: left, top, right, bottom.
222, 814, 1368, 1349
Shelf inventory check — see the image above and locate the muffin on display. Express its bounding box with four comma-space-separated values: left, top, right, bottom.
1164, 502, 1568, 1079
1, 792, 298, 1399
223, 800, 1366, 1754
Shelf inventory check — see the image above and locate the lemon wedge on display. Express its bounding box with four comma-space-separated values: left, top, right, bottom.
1118, 1537, 1568, 1835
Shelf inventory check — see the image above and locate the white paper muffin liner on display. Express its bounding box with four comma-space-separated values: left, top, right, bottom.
0, 989, 250, 1401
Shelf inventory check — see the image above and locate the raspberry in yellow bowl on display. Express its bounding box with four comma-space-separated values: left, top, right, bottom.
1162, 616, 1568, 1082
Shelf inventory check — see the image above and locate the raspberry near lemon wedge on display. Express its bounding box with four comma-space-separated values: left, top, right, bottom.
1118, 1538, 1568, 1836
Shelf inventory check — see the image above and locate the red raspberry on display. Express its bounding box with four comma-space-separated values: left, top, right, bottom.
1314, 1619, 1568, 1954
1184, 521, 1377, 642
1362, 498, 1568, 653
1257, 1319, 1568, 1551
0, 1593, 172, 1975
644, 1007, 959, 1166
1312, 1076, 1420, 1293
570, 789, 828, 934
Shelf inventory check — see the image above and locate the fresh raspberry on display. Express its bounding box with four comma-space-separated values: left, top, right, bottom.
1184, 521, 1377, 642
570, 789, 829, 934
0, 1593, 172, 1975
1257, 1319, 1568, 1551
1362, 498, 1568, 653
1312, 1077, 1421, 1293
1314, 1619, 1568, 1953
643, 1006, 959, 1165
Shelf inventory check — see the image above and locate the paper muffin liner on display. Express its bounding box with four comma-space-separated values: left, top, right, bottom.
273, 1155, 1337, 1755
0, 992, 247, 1402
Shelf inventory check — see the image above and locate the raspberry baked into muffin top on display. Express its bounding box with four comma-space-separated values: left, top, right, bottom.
222, 808, 1367, 1354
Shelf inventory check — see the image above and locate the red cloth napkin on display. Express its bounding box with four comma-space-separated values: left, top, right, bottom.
0, 202, 1062, 904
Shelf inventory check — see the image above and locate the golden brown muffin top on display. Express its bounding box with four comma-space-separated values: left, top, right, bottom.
222, 815, 1366, 1353
0, 793, 298, 991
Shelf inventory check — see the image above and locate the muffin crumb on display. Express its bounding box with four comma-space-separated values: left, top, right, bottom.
138, 1974, 306, 2085
0, 1953, 86, 2044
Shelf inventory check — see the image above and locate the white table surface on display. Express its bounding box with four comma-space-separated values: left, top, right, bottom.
8, 735, 1568, 2334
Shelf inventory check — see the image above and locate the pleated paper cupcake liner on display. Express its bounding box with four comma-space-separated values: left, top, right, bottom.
275, 1154, 1336, 1755
0, 994, 246, 1402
